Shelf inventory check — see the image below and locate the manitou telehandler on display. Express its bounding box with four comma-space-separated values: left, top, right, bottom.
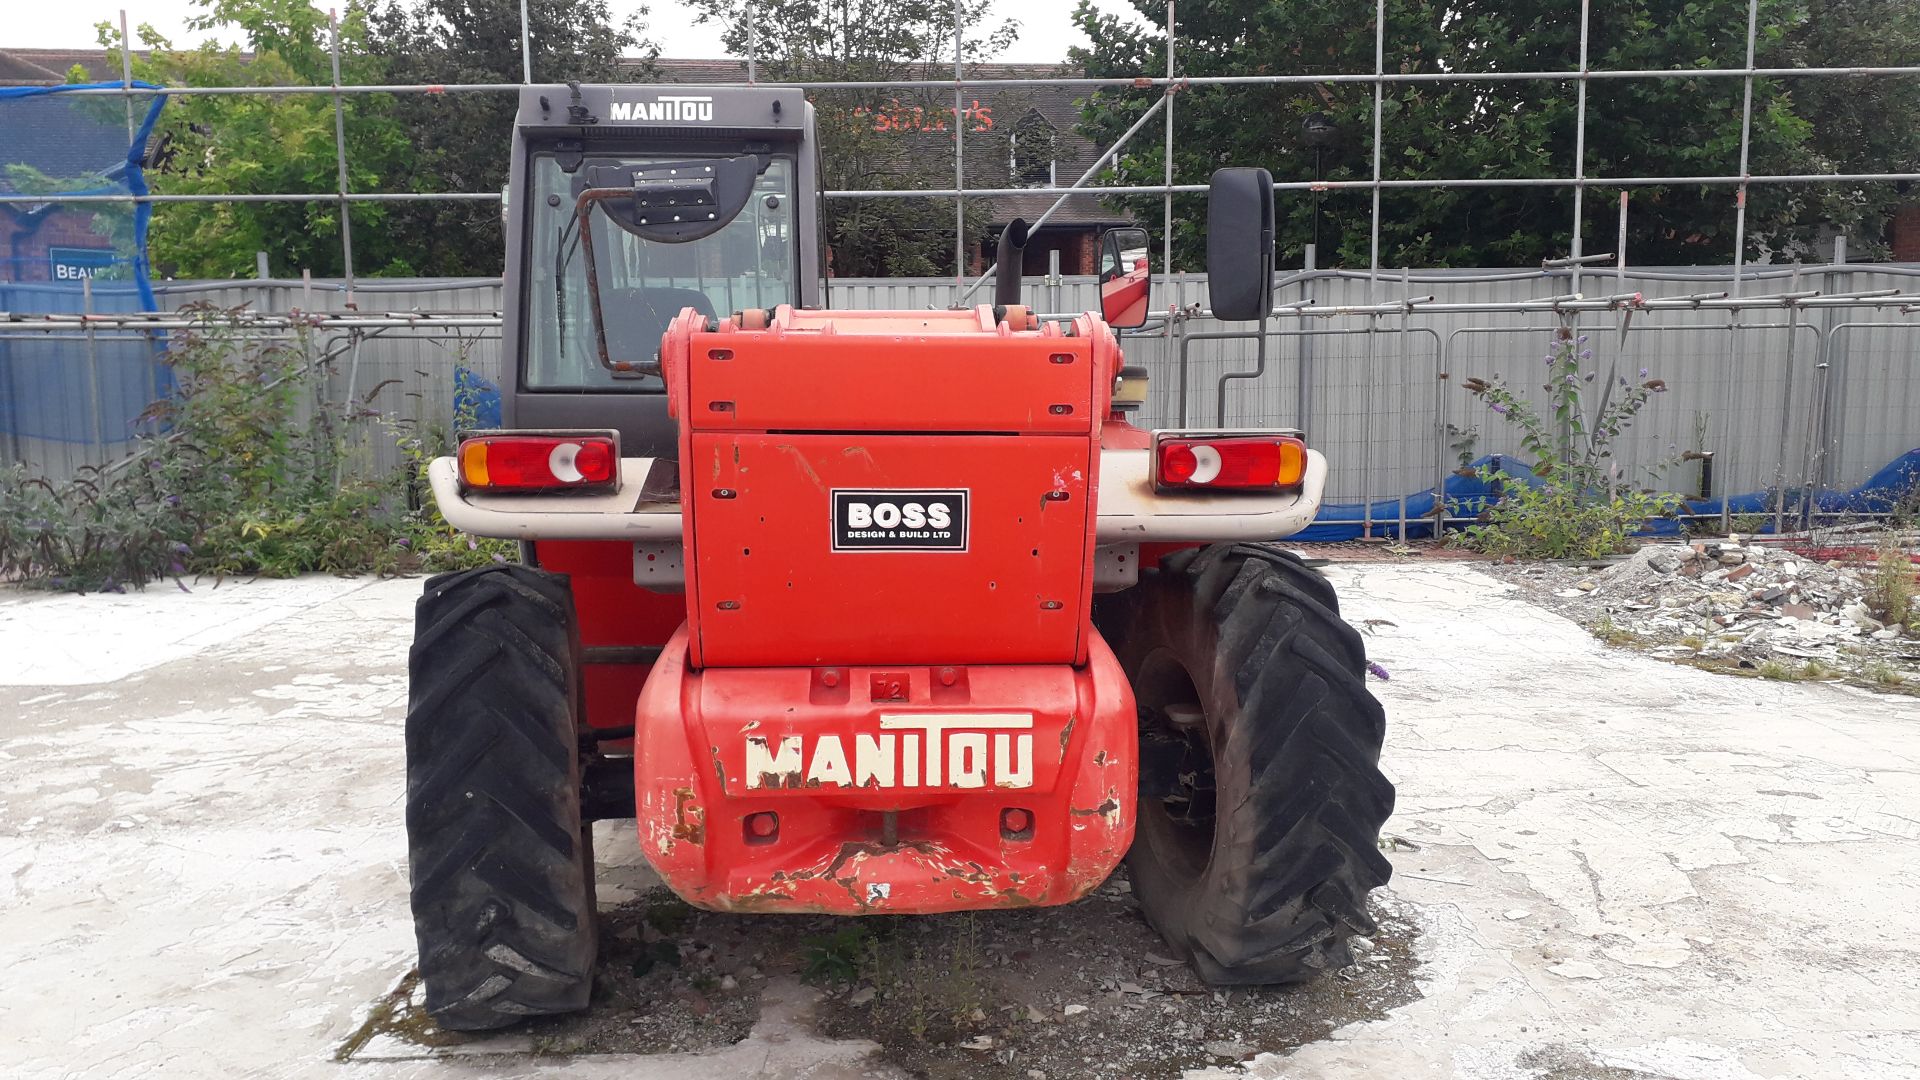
406, 83, 1393, 1030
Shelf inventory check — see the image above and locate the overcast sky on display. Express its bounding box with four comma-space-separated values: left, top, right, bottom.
12, 0, 1151, 65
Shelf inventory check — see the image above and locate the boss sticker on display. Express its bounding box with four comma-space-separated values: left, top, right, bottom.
831, 488, 968, 552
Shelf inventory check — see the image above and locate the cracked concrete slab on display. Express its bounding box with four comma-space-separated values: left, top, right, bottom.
3, 562, 1918, 1079
1213, 563, 1920, 1080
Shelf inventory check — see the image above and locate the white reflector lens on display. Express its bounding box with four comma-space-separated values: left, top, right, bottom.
547, 442, 585, 483
1188, 444, 1222, 484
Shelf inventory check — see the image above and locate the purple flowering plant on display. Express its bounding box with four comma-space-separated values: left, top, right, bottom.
1456, 322, 1681, 558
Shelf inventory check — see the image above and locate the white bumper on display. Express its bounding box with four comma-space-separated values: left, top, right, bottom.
1091, 447, 1326, 542
428, 448, 1326, 544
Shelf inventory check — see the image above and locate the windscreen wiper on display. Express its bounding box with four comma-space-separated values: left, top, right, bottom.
554, 215, 581, 364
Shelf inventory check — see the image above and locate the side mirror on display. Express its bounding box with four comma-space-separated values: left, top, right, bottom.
1206, 168, 1274, 321
1097, 226, 1152, 329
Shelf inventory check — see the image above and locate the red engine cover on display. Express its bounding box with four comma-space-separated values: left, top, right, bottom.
685, 432, 1092, 666
662, 306, 1119, 670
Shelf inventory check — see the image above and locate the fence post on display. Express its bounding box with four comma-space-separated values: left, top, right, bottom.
1814, 234, 1850, 492
1434, 319, 1450, 538
1801, 334, 1832, 531
1298, 243, 1315, 433
118, 11, 136, 139
1361, 0, 1385, 540
1721, 0, 1762, 530
1362, 313, 1377, 538
1398, 267, 1412, 540
1163, 0, 1176, 317
328, 10, 358, 307
746, 0, 758, 83
1770, 264, 1801, 534
952, 0, 966, 288
518, 0, 532, 82
1569, 0, 1591, 300
82, 276, 105, 456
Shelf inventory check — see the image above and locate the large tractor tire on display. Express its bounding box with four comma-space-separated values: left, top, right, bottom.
1096, 543, 1395, 985
404, 564, 598, 1030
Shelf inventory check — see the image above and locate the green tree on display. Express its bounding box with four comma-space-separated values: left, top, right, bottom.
686, 0, 1017, 276
1073, 0, 1920, 270
364, 0, 656, 277
1775, 0, 1920, 255
97, 0, 413, 278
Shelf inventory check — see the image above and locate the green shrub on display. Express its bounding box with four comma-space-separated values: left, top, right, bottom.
1866, 530, 1916, 632
0, 306, 510, 591
800, 925, 872, 986
1456, 322, 1681, 559
1460, 476, 1681, 561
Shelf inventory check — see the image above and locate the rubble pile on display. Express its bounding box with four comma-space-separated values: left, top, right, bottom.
1553, 537, 1916, 666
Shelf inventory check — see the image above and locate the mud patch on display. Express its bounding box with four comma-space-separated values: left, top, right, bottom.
336, 893, 762, 1060
810, 868, 1422, 1079
1518, 1044, 1666, 1079
339, 869, 1419, 1074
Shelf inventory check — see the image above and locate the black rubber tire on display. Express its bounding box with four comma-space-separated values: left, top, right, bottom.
1096, 543, 1395, 985
405, 564, 598, 1030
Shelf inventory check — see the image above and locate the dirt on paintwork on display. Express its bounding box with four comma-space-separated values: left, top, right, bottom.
339, 867, 1422, 1076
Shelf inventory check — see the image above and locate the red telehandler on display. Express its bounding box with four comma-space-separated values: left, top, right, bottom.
407, 83, 1393, 1029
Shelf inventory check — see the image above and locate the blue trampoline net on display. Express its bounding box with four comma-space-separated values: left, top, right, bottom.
1, 82, 168, 461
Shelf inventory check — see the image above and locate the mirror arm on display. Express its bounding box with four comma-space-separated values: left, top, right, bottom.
1216, 308, 1269, 424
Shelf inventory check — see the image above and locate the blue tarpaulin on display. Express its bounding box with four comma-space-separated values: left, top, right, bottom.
1, 82, 169, 452
1298, 450, 1920, 541
454, 367, 503, 428
0, 81, 167, 307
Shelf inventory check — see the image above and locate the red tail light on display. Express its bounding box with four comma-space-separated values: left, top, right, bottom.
1153, 432, 1308, 491
458, 432, 619, 492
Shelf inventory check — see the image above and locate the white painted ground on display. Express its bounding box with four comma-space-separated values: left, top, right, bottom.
1, 565, 1916, 1079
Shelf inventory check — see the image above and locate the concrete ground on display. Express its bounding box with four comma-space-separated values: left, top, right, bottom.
2, 563, 1917, 1079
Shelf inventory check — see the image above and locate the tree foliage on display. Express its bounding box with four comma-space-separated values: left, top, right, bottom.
364, 0, 656, 276
95, 0, 652, 279
686, 0, 1018, 276
1072, 0, 1920, 270
96, 0, 413, 278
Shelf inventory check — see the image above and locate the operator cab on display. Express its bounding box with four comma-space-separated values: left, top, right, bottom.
501, 83, 823, 455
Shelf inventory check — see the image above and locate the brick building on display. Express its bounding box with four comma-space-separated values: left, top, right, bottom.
0, 49, 140, 284
1892, 203, 1920, 263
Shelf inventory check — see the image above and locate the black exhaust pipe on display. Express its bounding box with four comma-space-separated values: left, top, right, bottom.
993, 218, 1030, 306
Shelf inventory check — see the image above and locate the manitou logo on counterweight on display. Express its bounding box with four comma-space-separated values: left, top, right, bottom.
744, 713, 1035, 790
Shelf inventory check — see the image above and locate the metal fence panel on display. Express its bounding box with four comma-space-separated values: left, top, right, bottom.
5, 266, 1917, 524
0, 278, 159, 479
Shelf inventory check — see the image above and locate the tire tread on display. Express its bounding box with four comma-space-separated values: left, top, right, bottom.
1113, 543, 1394, 985
405, 564, 597, 1031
